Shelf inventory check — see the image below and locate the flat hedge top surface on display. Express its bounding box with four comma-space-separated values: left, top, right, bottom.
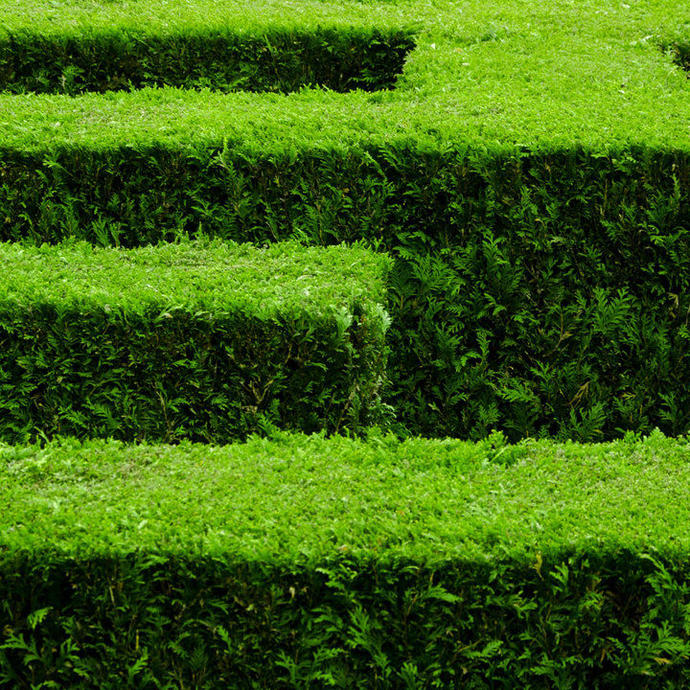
2, 430, 690, 564
0, 240, 391, 317
0, 0, 688, 152
0, 0, 410, 36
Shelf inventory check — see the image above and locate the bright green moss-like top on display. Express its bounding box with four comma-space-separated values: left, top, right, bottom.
2, 430, 690, 564
0, 0, 688, 152
0, 239, 392, 318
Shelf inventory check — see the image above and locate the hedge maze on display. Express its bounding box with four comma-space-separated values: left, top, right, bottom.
1, 0, 690, 686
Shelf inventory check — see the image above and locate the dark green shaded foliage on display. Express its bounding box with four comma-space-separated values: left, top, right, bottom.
2, 432, 690, 687
669, 43, 690, 73
0, 241, 391, 443
0, 28, 415, 95
3, 144, 688, 441
4, 553, 690, 688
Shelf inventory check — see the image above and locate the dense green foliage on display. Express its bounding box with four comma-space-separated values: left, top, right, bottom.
2, 143, 688, 441
670, 43, 690, 72
2, 430, 690, 686
0, 28, 415, 95
0, 0, 688, 440
0, 240, 391, 443
2, 1, 689, 684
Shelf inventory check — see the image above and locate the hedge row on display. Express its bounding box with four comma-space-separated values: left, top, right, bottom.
1, 0, 688, 442
0, 240, 391, 443
2, 430, 690, 686
0, 28, 415, 95
2, 142, 688, 441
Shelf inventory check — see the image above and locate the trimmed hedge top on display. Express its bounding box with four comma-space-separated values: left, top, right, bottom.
0, 239, 391, 318
3, 429, 690, 564
0, 0, 687, 150
0, 0, 413, 37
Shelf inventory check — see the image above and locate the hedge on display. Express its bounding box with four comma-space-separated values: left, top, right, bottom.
0, 0, 689, 442
0, 28, 415, 95
2, 141, 688, 442
670, 43, 690, 72
2, 429, 690, 686
0, 240, 391, 443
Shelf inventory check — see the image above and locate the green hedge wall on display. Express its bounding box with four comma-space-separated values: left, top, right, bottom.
0, 28, 416, 95
2, 144, 688, 441
2, 430, 690, 687
0, 240, 391, 443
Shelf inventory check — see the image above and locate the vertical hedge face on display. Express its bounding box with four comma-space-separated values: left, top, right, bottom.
668, 42, 690, 73
6, 553, 688, 688
1, 145, 688, 441
0, 309, 384, 442
0, 28, 416, 95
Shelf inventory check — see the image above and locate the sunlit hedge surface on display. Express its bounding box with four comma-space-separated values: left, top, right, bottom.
2, 430, 690, 686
